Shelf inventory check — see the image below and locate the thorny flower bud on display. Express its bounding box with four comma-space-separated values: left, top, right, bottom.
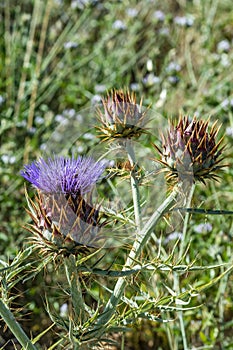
97, 89, 149, 141
154, 116, 227, 184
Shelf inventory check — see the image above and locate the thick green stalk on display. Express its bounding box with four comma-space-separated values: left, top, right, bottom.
0, 299, 37, 350
178, 183, 196, 261
94, 185, 180, 329
64, 255, 87, 323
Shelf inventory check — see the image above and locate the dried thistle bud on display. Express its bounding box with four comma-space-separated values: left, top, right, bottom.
154, 116, 226, 184
97, 89, 148, 141
21, 156, 106, 256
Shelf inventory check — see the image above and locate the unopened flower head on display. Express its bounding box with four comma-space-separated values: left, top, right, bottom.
97, 89, 148, 141
21, 156, 107, 256
154, 116, 226, 184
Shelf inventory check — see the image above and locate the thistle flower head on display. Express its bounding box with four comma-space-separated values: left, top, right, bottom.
20, 155, 106, 195
154, 116, 226, 184
21, 156, 107, 256
97, 89, 148, 141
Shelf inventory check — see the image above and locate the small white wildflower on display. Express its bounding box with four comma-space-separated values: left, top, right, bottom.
71, 0, 89, 9
55, 114, 66, 123
226, 126, 233, 138
91, 94, 102, 104
164, 231, 183, 243
71, 0, 78, 9
112, 20, 126, 30
155, 89, 167, 108
154, 10, 165, 21
40, 143, 47, 151
83, 132, 95, 140
130, 83, 140, 91
1, 155, 9, 164
194, 222, 212, 234
217, 40, 230, 52
76, 114, 83, 122
35, 116, 44, 125
146, 59, 153, 72
28, 127, 36, 135
108, 160, 115, 167
174, 16, 186, 26
174, 15, 194, 27
77, 145, 84, 153
64, 41, 78, 49
9, 156, 16, 164
142, 74, 160, 86
64, 109, 76, 118
54, 115, 69, 126
166, 62, 181, 72
1, 155, 16, 164
60, 303, 68, 317
220, 54, 230, 67
126, 8, 138, 17
16, 120, 27, 128
221, 98, 229, 109
168, 76, 179, 84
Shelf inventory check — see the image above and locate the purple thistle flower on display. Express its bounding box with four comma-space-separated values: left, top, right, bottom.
20, 155, 106, 195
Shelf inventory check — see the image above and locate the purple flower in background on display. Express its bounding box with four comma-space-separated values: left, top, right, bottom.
20, 155, 106, 195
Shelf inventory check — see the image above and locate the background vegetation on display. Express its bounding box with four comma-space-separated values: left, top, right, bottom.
1, 0, 233, 349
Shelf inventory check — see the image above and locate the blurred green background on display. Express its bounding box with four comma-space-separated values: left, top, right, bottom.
1, 0, 233, 349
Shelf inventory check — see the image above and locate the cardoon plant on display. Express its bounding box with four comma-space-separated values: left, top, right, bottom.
1, 103, 230, 350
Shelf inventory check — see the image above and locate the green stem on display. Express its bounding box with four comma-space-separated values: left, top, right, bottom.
64, 255, 87, 323
94, 185, 180, 330
173, 276, 188, 350
125, 141, 142, 232
0, 299, 37, 350
178, 183, 196, 260
174, 182, 196, 350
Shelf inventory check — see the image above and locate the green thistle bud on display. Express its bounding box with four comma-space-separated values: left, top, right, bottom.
154, 116, 226, 184
97, 89, 148, 141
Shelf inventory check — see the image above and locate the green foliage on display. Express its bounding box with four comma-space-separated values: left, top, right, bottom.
1, 0, 233, 349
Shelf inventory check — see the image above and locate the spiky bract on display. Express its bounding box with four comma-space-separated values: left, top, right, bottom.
24, 190, 104, 256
